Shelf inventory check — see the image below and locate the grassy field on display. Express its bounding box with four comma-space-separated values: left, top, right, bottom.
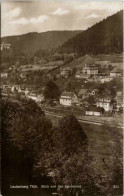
49, 53, 123, 75
20, 60, 63, 72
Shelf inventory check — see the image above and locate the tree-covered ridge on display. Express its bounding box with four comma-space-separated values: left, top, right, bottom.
58, 10, 123, 55
1, 31, 81, 55
1, 11, 123, 71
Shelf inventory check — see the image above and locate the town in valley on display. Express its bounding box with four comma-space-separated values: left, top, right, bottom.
1, 3, 123, 196
1, 41, 123, 125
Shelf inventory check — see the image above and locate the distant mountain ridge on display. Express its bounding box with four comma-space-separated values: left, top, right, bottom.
58, 10, 123, 55
1, 31, 82, 54
1, 10, 123, 57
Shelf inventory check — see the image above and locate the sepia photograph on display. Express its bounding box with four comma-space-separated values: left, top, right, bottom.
1, 0, 123, 195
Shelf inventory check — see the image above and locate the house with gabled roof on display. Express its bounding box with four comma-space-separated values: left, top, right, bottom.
60, 91, 78, 106
78, 89, 89, 99
82, 64, 99, 76
98, 76, 113, 83
60, 67, 72, 78
26, 91, 45, 103
75, 71, 89, 79
110, 67, 122, 77
86, 105, 104, 116
11, 85, 21, 93
1, 42, 11, 50
115, 93, 124, 111
96, 96, 113, 112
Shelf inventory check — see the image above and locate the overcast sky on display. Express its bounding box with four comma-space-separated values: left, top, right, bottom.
1, 0, 123, 37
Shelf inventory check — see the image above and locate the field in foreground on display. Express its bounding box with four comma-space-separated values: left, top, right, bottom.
46, 112, 123, 188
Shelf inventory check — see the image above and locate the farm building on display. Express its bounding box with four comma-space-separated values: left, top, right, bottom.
86, 106, 103, 116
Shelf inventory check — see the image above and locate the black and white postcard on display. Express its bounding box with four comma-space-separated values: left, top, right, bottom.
1, 0, 123, 195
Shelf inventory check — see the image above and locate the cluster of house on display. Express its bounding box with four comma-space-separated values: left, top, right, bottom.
59, 90, 123, 116
57, 63, 122, 83
1, 83, 123, 116
1, 61, 123, 117
1, 65, 22, 80
1, 42, 11, 50
46, 67, 73, 79
1, 85, 45, 103
75, 64, 122, 83
1, 70, 28, 80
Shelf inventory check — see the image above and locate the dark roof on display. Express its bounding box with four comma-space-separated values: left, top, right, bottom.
97, 93, 112, 100
97, 98, 111, 103
116, 95, 123, 101
78, 89, 87, 95
86, 106, 103, 112
83, 64, 99, 70
61, 91, 74, 97
111, 67, 122, 73
76, 71, 81, 74
60, 67, 71, 71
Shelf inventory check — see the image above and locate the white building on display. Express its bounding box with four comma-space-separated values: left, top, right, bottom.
115, 94, 124, 111
4, 85, 29, 96
96, 98, 113, 112
24, 88, 30, 95
27, 93, 37, 101
1, 73, 8, 78
11, 85, 22, 93
82, 64, 99, 76
1, 42, 11, 50
60, 67, 72, 78
26, 93, 44, 102
75, 71, 89, 79
37, 94, 45, 102
99, 76, 113, 83
60, 91, 78, 106
110, 67, 122, 77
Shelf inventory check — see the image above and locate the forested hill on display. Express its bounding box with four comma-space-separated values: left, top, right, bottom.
1, 31, 81, 54
58, 10, 123, 55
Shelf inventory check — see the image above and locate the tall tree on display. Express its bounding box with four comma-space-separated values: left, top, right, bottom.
36, 114, 102, 195
1, 98, 53, 195
44, 80, 60, 101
